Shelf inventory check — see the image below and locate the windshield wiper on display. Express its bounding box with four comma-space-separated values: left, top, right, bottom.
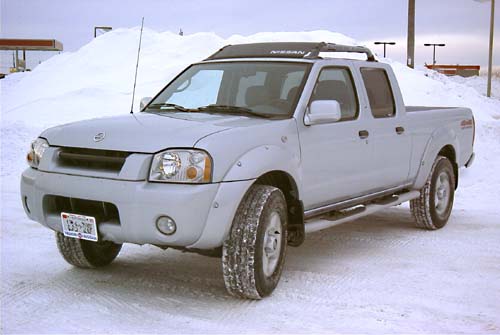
147, 103, 194, 112
147, 103, 273, 118
197, 104, 271, 119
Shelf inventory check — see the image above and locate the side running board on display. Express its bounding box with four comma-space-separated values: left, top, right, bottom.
304, 190, 420, 234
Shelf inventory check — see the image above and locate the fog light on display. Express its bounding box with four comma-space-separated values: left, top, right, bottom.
156, 216, 176, 235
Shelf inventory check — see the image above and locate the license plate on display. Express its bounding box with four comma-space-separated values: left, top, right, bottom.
61, 212, 98, 241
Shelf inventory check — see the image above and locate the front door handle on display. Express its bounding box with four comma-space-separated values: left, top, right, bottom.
358, 130, 369, 139
395, 126, 405, 134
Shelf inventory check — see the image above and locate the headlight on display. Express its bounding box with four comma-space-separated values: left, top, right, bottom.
149, 149, 212, 183
27, 138, 49, 168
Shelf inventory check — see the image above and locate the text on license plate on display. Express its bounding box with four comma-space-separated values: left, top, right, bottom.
61, 212, 98, 242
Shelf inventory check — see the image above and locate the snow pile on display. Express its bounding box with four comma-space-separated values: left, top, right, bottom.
439, 73, 500, 100
1, 29, 355, 126
1, 28, 500, 208
3, 28, 498, 126
388, 62, 500, 121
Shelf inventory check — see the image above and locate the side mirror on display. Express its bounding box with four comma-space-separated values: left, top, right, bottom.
140, 97, 152, 110
305, 100, 342, 125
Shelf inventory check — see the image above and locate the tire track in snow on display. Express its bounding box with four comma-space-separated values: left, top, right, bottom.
1, 281, 42, 309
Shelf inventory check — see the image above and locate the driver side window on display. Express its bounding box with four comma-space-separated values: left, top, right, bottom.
310, 68, 359, 121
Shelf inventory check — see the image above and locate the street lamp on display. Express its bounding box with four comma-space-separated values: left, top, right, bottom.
424, 43, 446, 65
374, 42, 396, 58
474, 0, 495, 97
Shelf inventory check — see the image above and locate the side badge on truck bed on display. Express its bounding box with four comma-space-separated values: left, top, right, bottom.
461, 119, 473, 129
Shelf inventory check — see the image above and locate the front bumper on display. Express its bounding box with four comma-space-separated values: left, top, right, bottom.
20, 168, 253, 248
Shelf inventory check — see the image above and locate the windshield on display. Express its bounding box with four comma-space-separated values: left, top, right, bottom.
145, 62, 310, 118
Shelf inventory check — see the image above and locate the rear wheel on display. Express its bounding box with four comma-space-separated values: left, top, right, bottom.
56, 232, 122, 268
222, 185, 288, 299
410, 156, 455, 230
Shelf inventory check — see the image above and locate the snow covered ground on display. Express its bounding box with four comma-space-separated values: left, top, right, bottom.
1, 29, 500, 333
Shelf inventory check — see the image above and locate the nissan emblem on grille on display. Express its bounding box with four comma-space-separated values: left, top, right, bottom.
93, 132, 105, 142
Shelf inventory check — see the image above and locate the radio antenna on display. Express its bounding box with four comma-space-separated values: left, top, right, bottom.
130, 17, 144, 114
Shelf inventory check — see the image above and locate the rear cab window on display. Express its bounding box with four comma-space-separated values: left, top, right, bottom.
360, 68, 396, 118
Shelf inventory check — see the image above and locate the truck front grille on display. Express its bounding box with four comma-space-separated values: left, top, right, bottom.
44, 195, 120, 224
57, 147, 130, 173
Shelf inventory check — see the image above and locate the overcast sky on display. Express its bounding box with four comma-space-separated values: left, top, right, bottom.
1, 0, 498, 71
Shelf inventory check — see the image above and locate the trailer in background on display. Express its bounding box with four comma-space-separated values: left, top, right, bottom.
425, 64, 480, 77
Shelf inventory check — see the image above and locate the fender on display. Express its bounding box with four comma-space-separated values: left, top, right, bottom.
188, 178, 255, 249
413, 126, 460, 190
222, 144, 302, 191
188, 145, 302, 249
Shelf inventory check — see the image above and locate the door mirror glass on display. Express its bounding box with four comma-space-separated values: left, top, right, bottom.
140, 97, 152, 110
305, 100, 342, 125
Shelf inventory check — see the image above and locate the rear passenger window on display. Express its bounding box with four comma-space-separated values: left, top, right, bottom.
310, 68, 358, 121
360, 68, 396, 118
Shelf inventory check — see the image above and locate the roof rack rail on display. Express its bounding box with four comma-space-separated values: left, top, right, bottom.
205, 42, 376, 62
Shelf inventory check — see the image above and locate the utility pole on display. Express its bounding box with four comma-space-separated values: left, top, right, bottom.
487, 0, 495, 97
474, 0, 495, 97
407, 0, 415, 68
374, 41, 396, 58
424, 43, 446, 65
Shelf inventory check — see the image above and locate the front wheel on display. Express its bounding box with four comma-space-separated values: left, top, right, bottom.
56, 232, 122, 268
222, 185, 288, 299
410, 156, 455, 230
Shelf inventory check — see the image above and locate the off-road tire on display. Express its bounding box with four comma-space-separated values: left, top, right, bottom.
222, 185, 288, 299
56, 232, 122, 268
410, 156, 455, 230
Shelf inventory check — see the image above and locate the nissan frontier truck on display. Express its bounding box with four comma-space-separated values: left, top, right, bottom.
21, 42, 475, 299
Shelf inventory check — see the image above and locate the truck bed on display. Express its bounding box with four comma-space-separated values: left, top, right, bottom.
404, 106, 474, 182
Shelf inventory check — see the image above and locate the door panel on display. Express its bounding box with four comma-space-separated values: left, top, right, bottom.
369, 119, 411, 187
300, 121, 375, 209
299, 66, 377, 210
360, 67, 411, 187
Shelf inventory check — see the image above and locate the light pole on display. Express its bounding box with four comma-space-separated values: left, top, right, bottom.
374, 42, 396, 58
424, 43, 446, 65
474, 0, 495, 97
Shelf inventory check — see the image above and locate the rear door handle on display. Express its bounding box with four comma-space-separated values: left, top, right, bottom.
395, 126, 405, 134
358, 130, 369, 139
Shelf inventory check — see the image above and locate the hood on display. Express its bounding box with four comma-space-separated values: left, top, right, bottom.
41, 112, 271, 153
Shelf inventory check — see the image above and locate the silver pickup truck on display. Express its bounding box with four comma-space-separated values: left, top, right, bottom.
21, 42, 475, 299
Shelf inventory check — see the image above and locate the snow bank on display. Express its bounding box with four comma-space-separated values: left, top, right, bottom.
444, 74, 500, 100
0, 29, 356, 126
1, 28, 499, 209
2, 28, 498, 126
390, 62, 500, 121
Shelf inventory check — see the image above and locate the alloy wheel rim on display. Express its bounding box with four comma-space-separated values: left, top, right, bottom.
435, 171, 451, 217
262, 211, 282, 277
